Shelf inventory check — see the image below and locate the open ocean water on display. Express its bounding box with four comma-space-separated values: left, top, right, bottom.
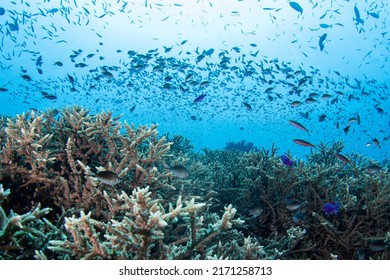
0, 0, 388, 162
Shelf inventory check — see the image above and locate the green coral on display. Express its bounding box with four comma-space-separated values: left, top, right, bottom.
0, 184, 53, 259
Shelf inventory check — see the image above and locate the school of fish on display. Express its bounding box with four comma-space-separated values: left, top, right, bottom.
0, 0, 388, 162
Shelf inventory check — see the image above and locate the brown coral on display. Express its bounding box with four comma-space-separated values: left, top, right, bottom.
1, 107, 389, 260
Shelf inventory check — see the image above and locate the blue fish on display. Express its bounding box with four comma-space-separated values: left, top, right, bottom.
292, 211, 305, 224
319, 33, 327, 51
367, 12, 379, 19
323, 202, 340, 215
193, 94, 206, 103
36, 55, 43, 67
289, 2, 303, 14
299, 111, 309, 119
281, 154, 294, 168
354, 5, 364, 25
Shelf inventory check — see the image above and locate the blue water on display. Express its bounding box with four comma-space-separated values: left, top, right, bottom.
0, 0, 389, 162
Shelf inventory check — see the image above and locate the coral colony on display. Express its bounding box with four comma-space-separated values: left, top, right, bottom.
0, 107, 389, 260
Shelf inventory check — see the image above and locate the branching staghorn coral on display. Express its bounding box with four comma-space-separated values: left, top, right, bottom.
0, 106, 176, 217
165, 134, 194, 155
48, 186, 242, 260
186, 141, 389, 259
0, 184, 53, 259
120, 122, 173, 189
3, 112, 56, 188
1, 107, 389, 260
5, 112, 55, 167
199, 226, 307, 260
49, 186, 180, 260
104, 186, 181, 259
1, 107, 188, 259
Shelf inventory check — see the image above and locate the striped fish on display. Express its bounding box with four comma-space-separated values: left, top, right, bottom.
293, 139, 315, 147
334, 153, 350, 165
288, 120, 310, 134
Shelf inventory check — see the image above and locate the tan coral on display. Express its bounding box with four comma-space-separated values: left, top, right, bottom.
4, 112, 54, 170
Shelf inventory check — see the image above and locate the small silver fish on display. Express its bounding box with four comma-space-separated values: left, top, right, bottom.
286, 202, 303, 211
365, 164, 381, 175
164, 162, 189, 178
248, 206, 264, 218
93, 170, 120, 185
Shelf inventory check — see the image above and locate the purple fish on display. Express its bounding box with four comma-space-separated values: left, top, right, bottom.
193, 94, 206, 103
323, 202, 340, 215
281, 154, 294, 168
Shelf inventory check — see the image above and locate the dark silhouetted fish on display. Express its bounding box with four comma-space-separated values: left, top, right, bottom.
243, 102, 252, 110
320, 23, 332, 29
319, 33, 327, 51
36, 55, 43, 67
21, 74, 32, 82
289, 2, 303, 14
92, 170, 120, 185
163, 162, 189, 178
193, 94, 206, 103
354, 4, 364, 25
367, 12, 379, 19
42, 92, 57, 100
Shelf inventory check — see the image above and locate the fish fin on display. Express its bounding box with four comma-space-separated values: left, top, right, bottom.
163, 161, 171, 169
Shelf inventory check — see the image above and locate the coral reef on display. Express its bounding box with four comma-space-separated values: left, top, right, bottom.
0, 184, 53, 259
224, 140, 259, 152
0, 107, 389, 259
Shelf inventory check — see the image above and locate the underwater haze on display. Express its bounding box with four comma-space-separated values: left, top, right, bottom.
0, 0, 389, 162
